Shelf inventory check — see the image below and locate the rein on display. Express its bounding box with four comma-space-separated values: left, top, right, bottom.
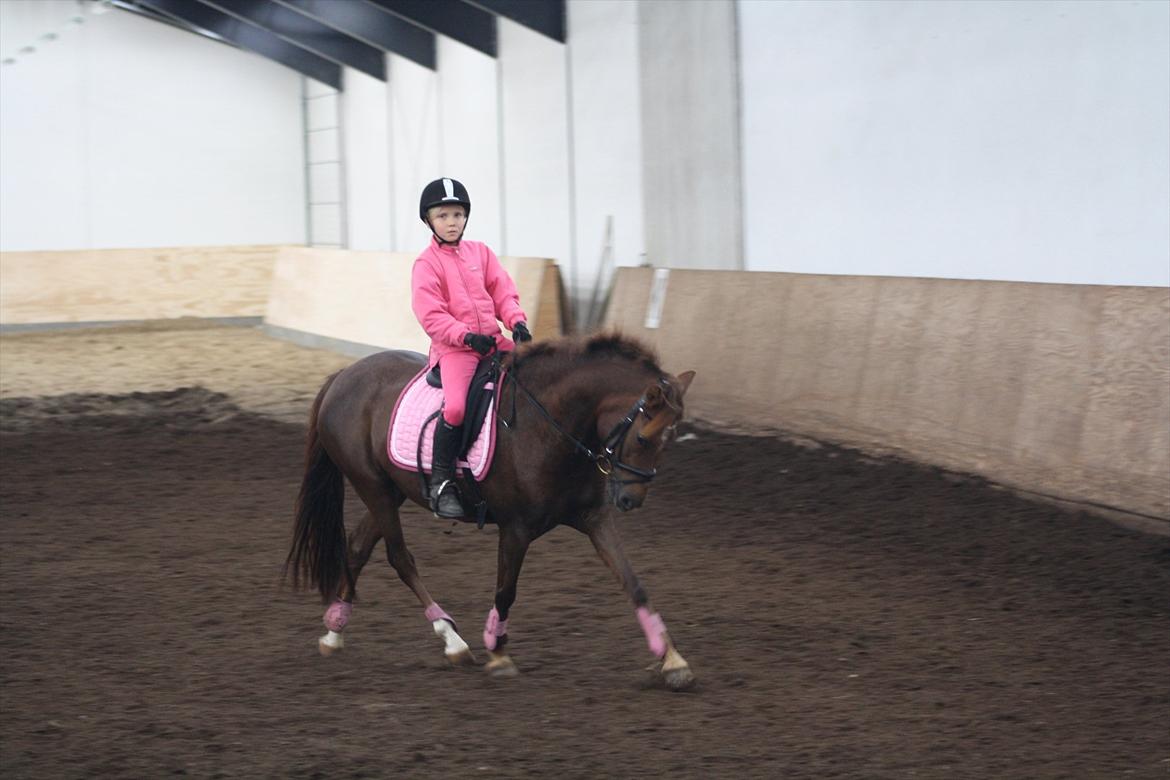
492, 353, 663, 485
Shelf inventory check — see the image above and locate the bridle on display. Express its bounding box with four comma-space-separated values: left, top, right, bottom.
493, 355, 675, 486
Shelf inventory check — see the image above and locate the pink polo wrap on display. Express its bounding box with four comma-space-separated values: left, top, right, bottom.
637, 607, 667, 658
323, 599, 352, 632
483, 606, 509, 651
425, 603, 453, 625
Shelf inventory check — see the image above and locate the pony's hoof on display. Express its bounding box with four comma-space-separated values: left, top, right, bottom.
446, 648, 477, 666
318, 631, 344, 657
662, 664, 696, 691
485, 652, 518, 678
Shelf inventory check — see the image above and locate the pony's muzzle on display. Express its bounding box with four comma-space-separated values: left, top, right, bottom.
616, 489, 645, 512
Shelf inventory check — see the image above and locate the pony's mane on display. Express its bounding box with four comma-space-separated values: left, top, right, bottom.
507, 332, 662, 376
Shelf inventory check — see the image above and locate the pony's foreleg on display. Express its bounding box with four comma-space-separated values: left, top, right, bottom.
318, 510, 381, 655
586, 515, 695, 691
482, 524, 530, 677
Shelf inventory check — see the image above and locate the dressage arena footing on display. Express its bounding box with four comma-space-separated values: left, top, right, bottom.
0, 326, 1167, 778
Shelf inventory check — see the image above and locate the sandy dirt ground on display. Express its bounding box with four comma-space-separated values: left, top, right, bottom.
1, 323, 1167, 779
0, 321, 353, 425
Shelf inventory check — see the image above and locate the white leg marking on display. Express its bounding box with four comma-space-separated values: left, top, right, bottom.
433, 619, 474, 664
318, 630, 345, 656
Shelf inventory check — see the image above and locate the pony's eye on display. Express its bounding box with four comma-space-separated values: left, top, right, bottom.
636, 434, 649, 447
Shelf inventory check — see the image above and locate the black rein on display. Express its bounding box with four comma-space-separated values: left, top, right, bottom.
492, 353, 664, 486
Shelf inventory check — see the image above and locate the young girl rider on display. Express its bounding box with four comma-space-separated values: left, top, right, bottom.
412, 177, 533, 518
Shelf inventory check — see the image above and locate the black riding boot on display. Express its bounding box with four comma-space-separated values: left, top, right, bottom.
430, 419, 465, 519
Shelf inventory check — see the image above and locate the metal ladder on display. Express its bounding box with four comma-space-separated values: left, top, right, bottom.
301, 76, 347, 248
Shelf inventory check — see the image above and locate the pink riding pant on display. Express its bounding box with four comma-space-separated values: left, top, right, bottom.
438, 345, 510, 425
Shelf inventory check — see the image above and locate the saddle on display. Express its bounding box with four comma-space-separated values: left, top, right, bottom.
387, 356, 502, 496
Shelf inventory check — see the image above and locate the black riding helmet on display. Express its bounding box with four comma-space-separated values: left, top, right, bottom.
420, 178, 471, 219
419, 178, 471, 245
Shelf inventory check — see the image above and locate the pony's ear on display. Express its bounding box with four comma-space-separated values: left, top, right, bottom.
676, 371, 696, 396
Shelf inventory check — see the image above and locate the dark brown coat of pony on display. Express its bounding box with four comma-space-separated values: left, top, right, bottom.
284, 332, 696, 685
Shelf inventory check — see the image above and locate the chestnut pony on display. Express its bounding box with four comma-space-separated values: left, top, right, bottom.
284, 333, 697, 689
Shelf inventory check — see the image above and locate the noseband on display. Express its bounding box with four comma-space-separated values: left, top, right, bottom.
496, 357, 669, 487
594, 394, 659, 485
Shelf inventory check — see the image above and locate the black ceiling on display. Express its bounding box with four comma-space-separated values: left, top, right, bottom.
115, 0, 566, 90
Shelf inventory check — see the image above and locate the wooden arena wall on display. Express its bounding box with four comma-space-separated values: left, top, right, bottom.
4, 247, 1164, 520
262, 247, 564, 355
260, 249, 561, 355
606, 268, 1170, 521
0, 246, 280, 326
0, 247, 565, 351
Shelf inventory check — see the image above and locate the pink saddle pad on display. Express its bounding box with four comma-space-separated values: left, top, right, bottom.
387, 368, 498, 480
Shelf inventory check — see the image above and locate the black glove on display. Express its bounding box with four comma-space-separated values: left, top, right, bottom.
512, 322, 532, 343
463, 332, 495, 356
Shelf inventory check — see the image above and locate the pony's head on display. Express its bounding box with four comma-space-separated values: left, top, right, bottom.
508, 332, 697, 512
596, 366, 696, 511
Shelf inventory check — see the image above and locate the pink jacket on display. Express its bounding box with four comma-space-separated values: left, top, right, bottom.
411, 237, 528, 365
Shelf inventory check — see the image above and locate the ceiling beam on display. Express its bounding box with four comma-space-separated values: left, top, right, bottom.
134, 0, 341, 88
197, 0, 386, 80
465, 0, 564, 43
274, 0, 435, 69
366, 0, 497, 58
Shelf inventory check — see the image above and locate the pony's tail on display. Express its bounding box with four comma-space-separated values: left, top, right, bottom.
283, 371, 351, 603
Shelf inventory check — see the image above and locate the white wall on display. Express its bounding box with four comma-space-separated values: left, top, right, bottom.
356, 41, 506, 257
739, 0, 1170, 287
342, 66, 391, 251
387, 52, 440, 252
0, 1, 305, 251
498, 18, 572, 273
384, 39, 504, 257
337, 2, 647, 330
7, 0, 1164, 291
567, 0, 645, 315
639, 0, 743, 271
433, 37, 502, 253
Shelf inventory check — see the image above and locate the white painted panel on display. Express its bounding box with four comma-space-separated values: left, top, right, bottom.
498, 17, 571, 276
0, 1, 88, 249
388, 53, 440, 253
310, 204, 342, 246
0, 0, 81, 60
306, 92, 339, 131
309, 164, 341, 205
0, 2, 305, 251
305, 77, 334, 99
434, 38, 502, 254
638, 0, 742, 271
342, 66, 392, 250
567, 0, 645, 312
739, 0, 1170, 287
308, 128, 338, 162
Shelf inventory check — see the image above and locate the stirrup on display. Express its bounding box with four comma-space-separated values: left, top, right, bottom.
432, 479, 463, 518
430, 477, 453, 501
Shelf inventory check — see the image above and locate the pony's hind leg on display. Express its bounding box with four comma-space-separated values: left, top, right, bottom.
385, 513, 475, 665
318, 509, 382, 656
354, 479, 475, 666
